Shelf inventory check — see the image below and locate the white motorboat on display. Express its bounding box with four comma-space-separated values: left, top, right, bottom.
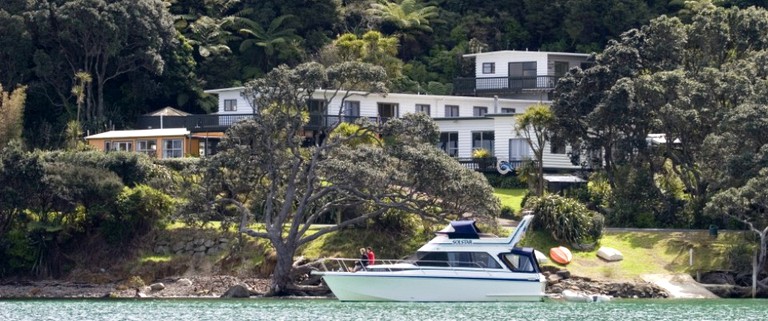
312, 214, 546, 302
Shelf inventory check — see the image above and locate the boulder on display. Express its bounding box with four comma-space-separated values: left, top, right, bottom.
149, 283, 165, 291
556, 270, 571, 279
596, 247, 624, 261
220, 284, 252, 298
177, 278, 193, 287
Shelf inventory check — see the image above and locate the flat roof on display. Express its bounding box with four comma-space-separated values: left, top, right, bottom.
85, 128, 190, 140
204, 87, 544, 104
462, 50, 590, 58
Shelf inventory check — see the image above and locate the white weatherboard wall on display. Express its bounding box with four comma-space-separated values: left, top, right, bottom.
204, 87, 578, 169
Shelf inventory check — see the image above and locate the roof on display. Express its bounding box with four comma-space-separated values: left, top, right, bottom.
436, 220, 483, 239
462, 50, 590, 58
543, 174, 586, 184
144, 107, 191, 117
85, 128, 190, 140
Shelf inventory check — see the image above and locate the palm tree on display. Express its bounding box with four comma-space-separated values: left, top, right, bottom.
367, 0, 439, 59
187, 16, 235, 58
226, 15, 301, 69
367, 0, 439, 33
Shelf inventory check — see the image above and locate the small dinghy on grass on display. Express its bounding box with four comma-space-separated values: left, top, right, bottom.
549, 246, 573, 265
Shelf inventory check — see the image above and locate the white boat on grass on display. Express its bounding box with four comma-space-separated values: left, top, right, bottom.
312, 214, 545, 302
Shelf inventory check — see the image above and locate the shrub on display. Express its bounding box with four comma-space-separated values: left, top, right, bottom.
500, 206, 515, 219
102, 185, 176, 244
525, 194, 604, 247
483, 173, 526, 188
44, 150, 162, 187
472, 148, 490, 158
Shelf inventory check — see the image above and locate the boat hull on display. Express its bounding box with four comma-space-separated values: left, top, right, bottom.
319, 271, 546, 302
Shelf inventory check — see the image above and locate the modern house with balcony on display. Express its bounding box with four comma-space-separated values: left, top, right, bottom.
87, 50, 592, 172
201, 89, 580, 172
453, 50, 591, 100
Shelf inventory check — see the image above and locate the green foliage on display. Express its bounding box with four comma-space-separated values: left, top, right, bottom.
0, 229, 36, 276
471, 148, 490, 159
0, 84, 26, 150
525, 194, 605, 246
103, 185, 176, 245
44, 150, 164, 187
500, 206, 515, 219
484, 174, 526, 189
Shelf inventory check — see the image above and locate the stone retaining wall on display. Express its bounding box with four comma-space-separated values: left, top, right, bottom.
152, 234, 232, 258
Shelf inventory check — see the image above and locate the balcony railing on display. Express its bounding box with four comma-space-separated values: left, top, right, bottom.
453, 75, 559, 96
137, 114, 256, 131
136, 113, 394, 132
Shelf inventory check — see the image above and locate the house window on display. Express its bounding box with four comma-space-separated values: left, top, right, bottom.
482, 62, 495, 74
223, 99, 237, 111
416, 104, 430, 115
501, 108, 516, 114
472, 131, 495, 154
473, 106, 488, 117
344, 101, 360, 121
550, 141, 566, 154
163, 139, 183, 159
137, 140, 157, 157
308, 99, 328, 127
377, 102, 399, 121
445, 105, 459, 117
111, 141, 133, 152
509, 62, 537, 88
509, 138, 531, 160
438, 132, 459, 157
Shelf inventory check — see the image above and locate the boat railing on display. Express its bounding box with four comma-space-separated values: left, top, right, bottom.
316, 258, 499, 274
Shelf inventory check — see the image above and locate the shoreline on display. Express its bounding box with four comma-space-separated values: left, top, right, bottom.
0, 274, 673, 300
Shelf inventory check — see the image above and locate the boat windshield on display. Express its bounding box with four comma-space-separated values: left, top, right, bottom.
502, 252, 536, 272
414, 251, 502, 269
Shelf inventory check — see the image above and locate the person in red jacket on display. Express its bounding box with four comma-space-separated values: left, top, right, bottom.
366, 247, 375, 266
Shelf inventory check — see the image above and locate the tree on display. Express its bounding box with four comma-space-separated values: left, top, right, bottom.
367, 0, 438, 59
25, 0, 176, 122
552, 7, 768, 227
368, 0, 439, 33
705, 169, 768, 298
193, 61, 499, 296
227, 14, 301, 70
0, 84, 27, 150
515, 104, 554, 196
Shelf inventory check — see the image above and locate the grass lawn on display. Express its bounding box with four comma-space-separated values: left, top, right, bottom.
493, 188, 527, 212
518, 228, 753, 281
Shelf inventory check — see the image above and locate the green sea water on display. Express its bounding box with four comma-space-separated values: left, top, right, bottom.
0, 298, 765, 321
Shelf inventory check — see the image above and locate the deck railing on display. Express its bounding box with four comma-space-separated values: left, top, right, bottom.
314, 258, 502, 274
136, 114, 391, 132
453, 75, 559, 96
136, 114, 256, 131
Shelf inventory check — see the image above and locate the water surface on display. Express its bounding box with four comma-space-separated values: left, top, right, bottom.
1, 298, 765, 321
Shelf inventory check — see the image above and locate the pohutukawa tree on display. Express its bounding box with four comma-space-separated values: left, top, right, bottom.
194, 61, 500, 296
705, 169, 768, 298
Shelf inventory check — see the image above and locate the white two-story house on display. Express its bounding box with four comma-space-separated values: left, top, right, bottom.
90, 50, 591, 173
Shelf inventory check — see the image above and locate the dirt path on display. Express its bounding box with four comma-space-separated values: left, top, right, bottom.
641, 274, 719, 298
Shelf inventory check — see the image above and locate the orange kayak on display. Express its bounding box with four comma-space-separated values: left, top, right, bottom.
549, 246, 573, 265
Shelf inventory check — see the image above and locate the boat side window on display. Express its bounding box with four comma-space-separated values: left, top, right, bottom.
502, 253, 535, 272
416, 252, 449, 267
417, 251, 502, 269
